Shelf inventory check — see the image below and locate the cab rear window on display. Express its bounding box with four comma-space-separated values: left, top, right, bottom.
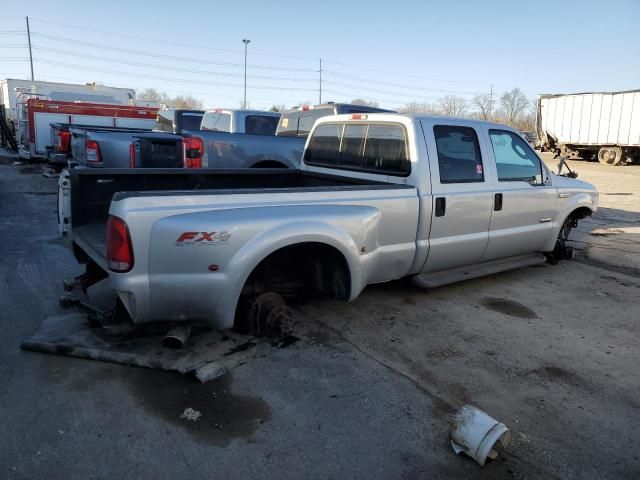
304, 123, 410, 176
245, 115, 279, 136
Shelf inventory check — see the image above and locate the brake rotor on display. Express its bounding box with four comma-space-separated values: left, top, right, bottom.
245, 292, 294, 337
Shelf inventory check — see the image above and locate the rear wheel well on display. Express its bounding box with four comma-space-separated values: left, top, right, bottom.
251, 160, 288, 168
238, 242, 351, 304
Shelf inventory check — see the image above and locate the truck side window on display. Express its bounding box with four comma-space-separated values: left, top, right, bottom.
245, 115, 279, 136
304, 124, 343, 167
489, 130, 543, 185
433, 125, 484, 183
181, 113, 204, 131
277, 112, 300, 136
362, 125, 409, 174
298, 110, 331, 137
202, 113, 231, 132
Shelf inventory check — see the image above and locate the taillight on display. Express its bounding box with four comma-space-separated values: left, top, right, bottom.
86, 140, 102, 165
107, 215, 134, 273
182, 137, 203, 168
59, 131, 71, 152
129, 142, 135, 168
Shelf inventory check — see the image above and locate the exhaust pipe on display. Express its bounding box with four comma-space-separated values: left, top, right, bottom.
162, 324, 192, 349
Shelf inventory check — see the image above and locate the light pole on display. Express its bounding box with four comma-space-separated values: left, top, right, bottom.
242, 39, 251, 109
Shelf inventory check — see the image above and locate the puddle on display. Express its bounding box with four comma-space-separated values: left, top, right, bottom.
480, 297, 538, 319
42, 362, 270, 446
529, 365, 584, 386
19, 166, 45, 175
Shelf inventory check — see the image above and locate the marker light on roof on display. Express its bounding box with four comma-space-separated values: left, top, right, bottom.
351, 114, 368, 120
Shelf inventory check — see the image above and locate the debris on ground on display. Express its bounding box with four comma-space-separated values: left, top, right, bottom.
180, 407, 202, 422
450, 405, 511, 466
20, 313, 281, 382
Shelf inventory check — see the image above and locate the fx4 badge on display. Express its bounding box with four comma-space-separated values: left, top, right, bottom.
175, 231, 231, 246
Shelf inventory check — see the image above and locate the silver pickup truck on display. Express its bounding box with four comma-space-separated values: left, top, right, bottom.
58, 113, 598, 334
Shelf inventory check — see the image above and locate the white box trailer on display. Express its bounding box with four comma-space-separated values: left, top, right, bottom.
0, 78, 135, 128
536, 89, 640, 165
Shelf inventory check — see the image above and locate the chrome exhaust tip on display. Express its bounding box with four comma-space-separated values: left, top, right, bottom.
162, 324, 192, 349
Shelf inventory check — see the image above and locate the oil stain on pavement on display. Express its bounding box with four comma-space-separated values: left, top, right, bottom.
42, 361, 270, 447
480, 297, 538, 319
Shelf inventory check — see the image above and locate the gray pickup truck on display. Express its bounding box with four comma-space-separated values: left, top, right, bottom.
58, 113, 598, 335
276, 102, 393, 138
66, 109, 204, 168
182, 109, 304, 169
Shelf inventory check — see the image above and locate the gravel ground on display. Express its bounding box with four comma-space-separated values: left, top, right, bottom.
0, 156, 638, 479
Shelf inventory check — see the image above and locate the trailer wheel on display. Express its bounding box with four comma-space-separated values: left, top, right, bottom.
597, 146, 623, 166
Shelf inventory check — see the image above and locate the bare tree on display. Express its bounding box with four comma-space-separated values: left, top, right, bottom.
499, 88, 529, 126
172, 95, 203, 109
472, 93, 495, 121
401, 101, 440, 114
270, 104, 287, 112
137, 88, 166, 103
350, 98, 379, 107
137, 88, 202, 109
439, 95, 468, 117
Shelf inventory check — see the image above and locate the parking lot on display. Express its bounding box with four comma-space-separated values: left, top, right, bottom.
1, 154, 639, 479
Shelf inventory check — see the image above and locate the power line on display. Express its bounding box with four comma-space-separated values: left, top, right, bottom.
30, 32, 318, 72
27, 17, 320, 62
323, 70, 485, 95
30, 45, 317, 82
323, 80, 458, 101
32, 58, 318, 92
324, 59, 494, 88
322, 89, 428, 107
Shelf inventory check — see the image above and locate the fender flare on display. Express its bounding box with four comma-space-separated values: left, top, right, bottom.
213, 220, 364, 328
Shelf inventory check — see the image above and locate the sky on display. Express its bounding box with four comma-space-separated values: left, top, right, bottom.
1, 0, 639, 111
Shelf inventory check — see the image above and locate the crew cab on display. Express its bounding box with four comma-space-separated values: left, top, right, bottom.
58, 114, 598, 333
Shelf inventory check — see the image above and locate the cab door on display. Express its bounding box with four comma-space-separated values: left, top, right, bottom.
481, 129, 557, 260
420, 121, 494, 273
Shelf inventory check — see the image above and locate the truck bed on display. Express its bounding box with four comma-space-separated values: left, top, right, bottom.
69, 168, 412, 264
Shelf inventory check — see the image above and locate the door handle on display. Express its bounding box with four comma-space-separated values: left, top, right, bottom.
494, 193, 503, 211
435, 197, 446, 217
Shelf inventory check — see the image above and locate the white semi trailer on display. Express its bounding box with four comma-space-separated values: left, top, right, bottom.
536, 89, 640, 165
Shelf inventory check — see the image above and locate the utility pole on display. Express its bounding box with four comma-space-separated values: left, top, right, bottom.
242, 39, 250, 109
26, 16, 34, 81
488, 84, 494, 121
318, 58, 323, 104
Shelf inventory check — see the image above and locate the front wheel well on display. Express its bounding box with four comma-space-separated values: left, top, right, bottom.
569, 206, 593, 221
239, 242, 351, 304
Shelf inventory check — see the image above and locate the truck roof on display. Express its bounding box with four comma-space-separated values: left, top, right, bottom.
284, 103, 393, 114
312, 112, 513, 130
204, 108, 280, 116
